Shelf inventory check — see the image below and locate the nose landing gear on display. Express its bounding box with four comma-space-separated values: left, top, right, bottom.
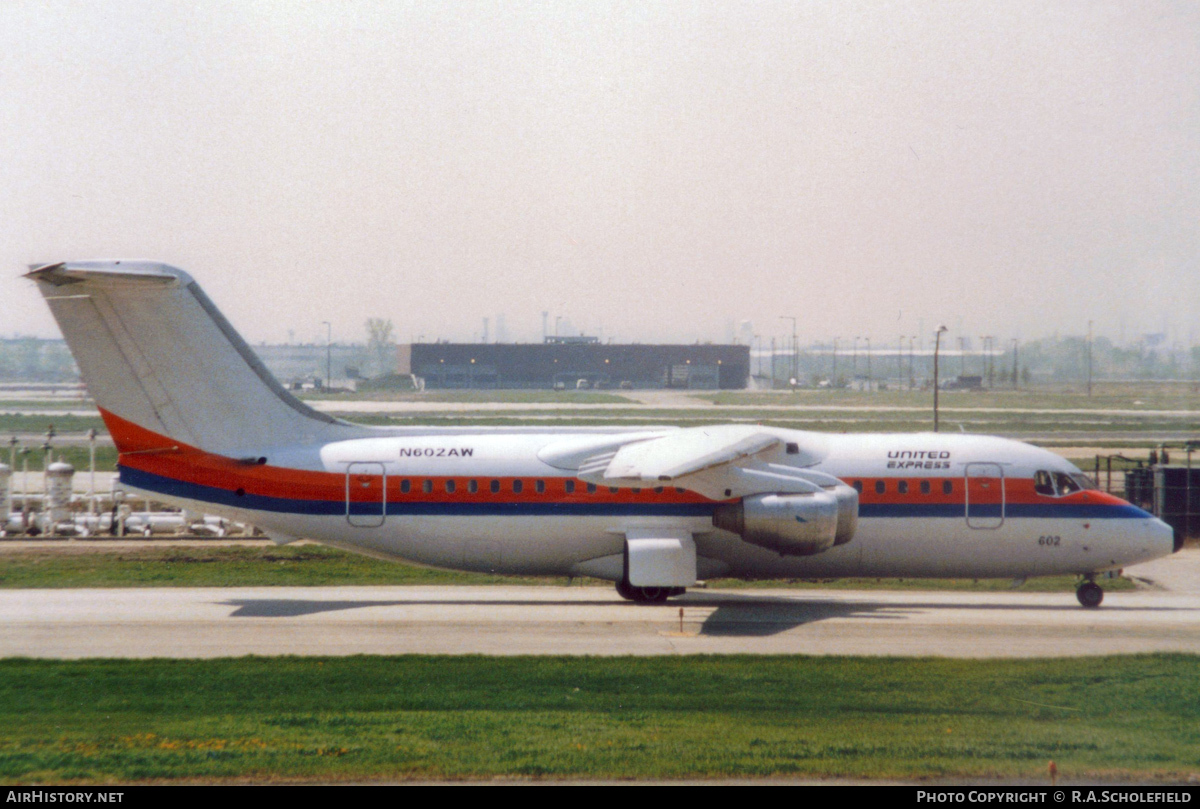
1076, 579, 1104, 608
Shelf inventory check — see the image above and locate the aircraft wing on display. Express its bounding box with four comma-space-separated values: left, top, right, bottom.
584, 424, 780, 481
570, 424, 835, 501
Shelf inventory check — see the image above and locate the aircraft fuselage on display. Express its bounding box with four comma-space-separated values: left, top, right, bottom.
106, 409, 1174, 581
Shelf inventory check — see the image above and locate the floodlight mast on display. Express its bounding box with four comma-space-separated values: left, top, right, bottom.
780, 316, 798, 388
321, 321, 331, 391
933, 325, 949, 432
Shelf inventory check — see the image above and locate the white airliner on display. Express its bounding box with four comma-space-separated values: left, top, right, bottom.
28, 261, 1177, 607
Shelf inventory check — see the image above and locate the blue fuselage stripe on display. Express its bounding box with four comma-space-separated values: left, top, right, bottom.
857, 503, 1153, 520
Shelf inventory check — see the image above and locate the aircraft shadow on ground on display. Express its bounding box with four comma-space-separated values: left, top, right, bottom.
680, 593, 911, 636
216, 593, 916, 636
218, 597, 619, 617
217, 591, 1194, 634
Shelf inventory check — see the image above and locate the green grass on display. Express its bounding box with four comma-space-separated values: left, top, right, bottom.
0, 413, 106, 435
0, 654, 1196, 782
329, 410, 1200, 438
0, 544, 1132, 592
0, 399, 96, 411
700, 382, 1200, 411
44, 445, 118, 472
4, 384, 1196, 445
300, 390, 633, 404
0, 545, 595, 589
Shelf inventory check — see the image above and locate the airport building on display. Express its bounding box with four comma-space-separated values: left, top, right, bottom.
398, 338, 750, 390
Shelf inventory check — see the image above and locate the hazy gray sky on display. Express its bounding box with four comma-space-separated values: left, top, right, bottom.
2, 1, 1197, 348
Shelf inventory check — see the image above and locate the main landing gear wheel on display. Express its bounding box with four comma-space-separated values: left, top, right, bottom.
615, 581, 683, 603
1076, 580, 1104, 609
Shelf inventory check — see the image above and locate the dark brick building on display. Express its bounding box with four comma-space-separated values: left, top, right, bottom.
399, 340, 749, 390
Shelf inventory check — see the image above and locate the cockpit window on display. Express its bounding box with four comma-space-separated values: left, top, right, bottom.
1035, 469, 1091, 496
1054, 472, 1081, 495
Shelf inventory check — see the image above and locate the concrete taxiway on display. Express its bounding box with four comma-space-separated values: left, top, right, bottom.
2, 579, 1199, 659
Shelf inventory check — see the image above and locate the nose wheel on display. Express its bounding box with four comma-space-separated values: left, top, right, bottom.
1076, 579, 1104, 609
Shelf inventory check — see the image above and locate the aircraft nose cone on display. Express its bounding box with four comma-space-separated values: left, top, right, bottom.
1166, 519, 1185, 554
1149, 517, 1179, 556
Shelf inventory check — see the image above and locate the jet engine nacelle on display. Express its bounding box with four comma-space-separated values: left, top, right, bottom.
828, 481, 859, 547
714, 490, 852, 556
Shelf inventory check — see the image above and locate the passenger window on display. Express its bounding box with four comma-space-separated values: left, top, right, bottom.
943, 480, 953, 495
875, 480, 885, 495
898, 480, 909, 495
400, 479, 411, 494
422, 479, 432, 494
445, 480, 456, 494
587, 483, 597, 494
513, 480, 524, 494
1034, 471, 1056, 496
565, 480, 575, 494
675, 487, 686, 494
609, 486, 619, 494
920, 480, 931, 495
490, 480, 500, 494
468, 479, 478, 494
852, 481, 863, 494
786, 442, 800, 454
536, 480, 545, 494
631, 488, 641, 494
654, 486, 664, 494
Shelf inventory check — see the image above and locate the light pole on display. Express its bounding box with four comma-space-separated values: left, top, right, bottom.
957, 337, 966, 377
831, 337, 839, 387
1011, 338, 1019, 389
864, 337, 872, 392
852, 337, 860, 377
19, 446, 29, 522
909, 336, 917, 390
1087, 320, 1093, 396
934, 325, 948, 431
321, 321, 331, 391
87, 427, 97, 515
780, 317, 798, 388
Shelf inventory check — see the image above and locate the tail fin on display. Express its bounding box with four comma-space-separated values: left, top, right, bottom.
27, 261, 362, 457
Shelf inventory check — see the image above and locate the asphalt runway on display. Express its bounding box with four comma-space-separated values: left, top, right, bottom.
0, 548, 1193, 660
2, 567, 1199, 659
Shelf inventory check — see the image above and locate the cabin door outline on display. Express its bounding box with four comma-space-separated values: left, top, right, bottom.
346, 462, 387, 527
964, 462, 1004, 529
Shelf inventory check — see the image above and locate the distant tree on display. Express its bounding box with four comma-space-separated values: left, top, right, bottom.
365, 318, 396, 376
